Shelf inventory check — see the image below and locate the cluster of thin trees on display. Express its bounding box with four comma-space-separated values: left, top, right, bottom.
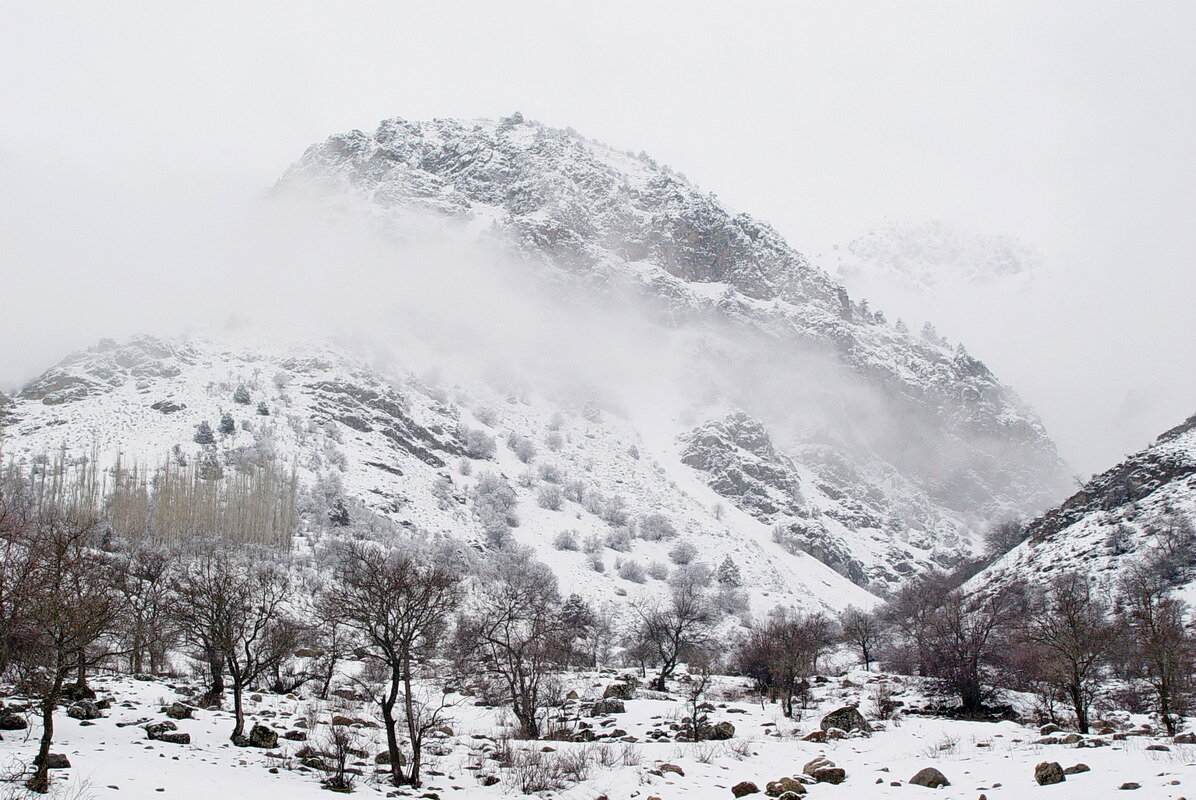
837, 543, 1196, 736
2, 453, 1193, 795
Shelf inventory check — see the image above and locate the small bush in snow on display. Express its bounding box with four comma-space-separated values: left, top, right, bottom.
563, 479, 587, 504
537, 484, 563, 511
646, 561, 669, 581
545, 430, 564, 452
553, 530, 579, 551
474, 406, 498, 426
537, 462, 566, 484
669, 540, 698, 565
637, 512, 677, 541
461, 427, 497, 460
605, 528, 631, 552
472, 471, 519, 547
511, 435, 537, 463
617, 559, 646, 583
232, 385, 251, 404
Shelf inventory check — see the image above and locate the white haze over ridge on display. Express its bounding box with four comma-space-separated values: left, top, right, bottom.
2, 1, 1195, 475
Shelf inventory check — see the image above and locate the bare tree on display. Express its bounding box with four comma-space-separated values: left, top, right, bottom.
984, 518, 1027, 558
20, 509, 124, 793
111, 545, 178, 675
171, 546, 294, 744
453, 551, 564, 739
880, 571, 955, 676
922, 585, 1025, 715
1118, 559, 1196, 735
839, 606, 885, 671
736, 609, 836, 717
1017, 572, 1120, 733
628, 566, 722, 691
321, 538, 463, 787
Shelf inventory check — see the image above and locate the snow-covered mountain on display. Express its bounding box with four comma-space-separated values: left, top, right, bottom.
0, 114, 1074, 606
834, 220, 1043, 294
969, 411, 1196, 600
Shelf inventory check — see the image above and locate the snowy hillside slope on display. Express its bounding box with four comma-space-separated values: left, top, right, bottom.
0, 331, 875, 614
968, 412, 1196, 598
278, 115, 1071, 555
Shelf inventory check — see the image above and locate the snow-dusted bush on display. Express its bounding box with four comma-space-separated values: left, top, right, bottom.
617, 559, 646, 583
646, 561, 669, 581
537, 484, 563, 511
563, 479, 587, 504
582, 534, 605, 556
472, 472, 519, 546
511, 435, 537, 463
605, 528, 631, 552
538, 462, 566, 484
458, 457, 473, 476
669, 540, 698, 565
233, 385, 251, 405
553, 530, 580, 551
637, 512, 677, 541
588, 554, 606, 573
545, 430, 564, 452
461, 426, 497, 460
474, 406, 498, 426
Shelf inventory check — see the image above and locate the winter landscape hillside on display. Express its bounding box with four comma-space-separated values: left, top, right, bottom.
1, 114, 1193, 800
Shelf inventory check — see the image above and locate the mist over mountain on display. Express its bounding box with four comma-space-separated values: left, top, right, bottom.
0, 115, 1076, 603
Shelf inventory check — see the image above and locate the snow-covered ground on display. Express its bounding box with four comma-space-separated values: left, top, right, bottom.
2, 670, 1192, 800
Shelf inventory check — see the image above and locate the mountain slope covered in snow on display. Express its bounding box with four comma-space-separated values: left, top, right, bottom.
969, 411, 1196, 600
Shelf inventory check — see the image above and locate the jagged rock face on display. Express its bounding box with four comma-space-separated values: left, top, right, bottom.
18, 336, 195, 406
678, 410, 965, 590
969, 412, 1196, 597
280, 114, 1071, 529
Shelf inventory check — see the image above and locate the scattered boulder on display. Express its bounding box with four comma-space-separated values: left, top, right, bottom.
1173, 732, 1196, 744
732, 781, 760, 797
709, 721, 736, 740
803, 757, 845, 785
1062, 764, 1090, 775
660, 764, 684, 777
0, 713, 27, 731
66, 701, 102, 720
1034, 762, 1065, 786
40, 754, 71, 769
248, 724, 278, 749
163, 703, 193, 720
1039, 723, 1062, 735
820, 706, 871, 735
801, 731, 826, 743
375, 750, 406, 766
144, 721, 178, 740
1145, 744, 1170, 752
909, 767, 950, 788
604, 679, 638, 700
765, 777, 807, 796
1119, 783, 1140, 790
156, 732, 191, 744
777, 793, 805, 800
283, 730, 307, 741
590, 698, 626, 716
330, 715, 356, 727
1057, 733, 1083, 744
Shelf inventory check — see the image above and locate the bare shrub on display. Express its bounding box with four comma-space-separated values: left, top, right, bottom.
553, 530, 579, 551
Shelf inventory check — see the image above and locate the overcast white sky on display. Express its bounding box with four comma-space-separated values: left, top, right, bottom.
1, 1, 1193, 476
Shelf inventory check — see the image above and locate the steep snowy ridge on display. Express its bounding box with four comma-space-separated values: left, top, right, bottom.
0, 331, 876, 614
278, 114, 1072, 562
969, 411, 1196, 598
